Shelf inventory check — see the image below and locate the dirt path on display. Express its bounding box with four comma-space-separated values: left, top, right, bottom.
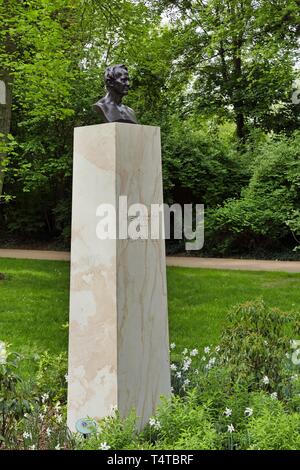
0, 249, 70, 261
167, 256, 300, 273
1, 249, 300, 273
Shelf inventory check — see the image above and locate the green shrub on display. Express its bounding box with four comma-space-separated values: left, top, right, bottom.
78, 392, 218, 451
76, 410, 139, 450
0, 349, 30, 447
36, 351, 68, 403
0, 345, 72, 449
242, 393, 300, 450
247, 412, 300, 450
1, 300, 300, 450
206, 132, 300, 256
219, 300, 299, 393
162, 118, 248, 208
145, 391, 218, 450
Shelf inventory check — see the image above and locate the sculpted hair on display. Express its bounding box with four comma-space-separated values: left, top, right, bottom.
105, 64, 128, 89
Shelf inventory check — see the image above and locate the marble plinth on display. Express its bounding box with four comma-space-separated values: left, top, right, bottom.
67, 123, 171, 432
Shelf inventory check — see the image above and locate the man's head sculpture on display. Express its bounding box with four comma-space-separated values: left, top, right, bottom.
105, 64, 129, 95
93, 64, 138, 124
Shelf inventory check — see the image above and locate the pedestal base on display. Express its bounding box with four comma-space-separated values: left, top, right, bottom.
67, 123, 171, 431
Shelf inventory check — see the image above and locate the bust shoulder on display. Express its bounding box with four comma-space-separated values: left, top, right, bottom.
121, 104, 138, 124
93, 97, 137, 124
93, 98, 108, 111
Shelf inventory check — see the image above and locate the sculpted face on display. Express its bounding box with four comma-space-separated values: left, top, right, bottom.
109, 66, 130, 96
95, 64, 138, 124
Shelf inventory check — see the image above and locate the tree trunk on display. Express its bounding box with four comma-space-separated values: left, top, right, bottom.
232, 35, 246, 141
235, 110, 245, 140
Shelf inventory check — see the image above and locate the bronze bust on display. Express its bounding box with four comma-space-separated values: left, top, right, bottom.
93, 64, 138, 124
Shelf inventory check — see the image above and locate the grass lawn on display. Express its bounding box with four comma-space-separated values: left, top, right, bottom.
1, 258, 300, 373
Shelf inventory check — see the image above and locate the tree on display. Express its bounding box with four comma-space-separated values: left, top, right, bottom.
0, 0, 159, 240
205, 131, 300, 256
147, 0, 299, 139
0, 0, 135, 200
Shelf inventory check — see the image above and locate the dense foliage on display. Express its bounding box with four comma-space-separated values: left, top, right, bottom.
0, 0, 299, 257
205, 132, 300, 256
1, 301, 299, 450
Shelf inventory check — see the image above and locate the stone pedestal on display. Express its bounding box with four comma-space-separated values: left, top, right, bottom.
67, 123, 171, 432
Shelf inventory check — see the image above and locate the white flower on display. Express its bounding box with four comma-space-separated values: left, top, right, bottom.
0, 341, 7, 365
182, 348, 188, 355
39, 414, 44, 421
244, 407, 253, 417
64, 374, 69, 383
176, 371, 182, 378
99, 442, 111, 450
204, 346, 210, 354
54, 401, 61, 412
227, 424, 235, 433
56, 414, 63, 424
182, 358, 192, 371
224, 408, 232, 418
170, 343, 176, 350
24, 413, 29, 419
264, 340, 268, 346
29, 445, 36, 450
154, 420, 161, 430
262, 376, 270, 385
215, 345, 220, 353
270, 392, 278, 400
190, 349, 198, 357
109, 404, 117, 414
55, 444, 61, 450
23, 431, 31, 439
149, 418, 161, 430
183, 378, 190, 386
170, 363, 177, 371
46, 428, 52, 437
209, 357, 216, 366
41, 393, 49, 403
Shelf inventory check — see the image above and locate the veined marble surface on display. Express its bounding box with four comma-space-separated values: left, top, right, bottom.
67, 123, 171, 432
